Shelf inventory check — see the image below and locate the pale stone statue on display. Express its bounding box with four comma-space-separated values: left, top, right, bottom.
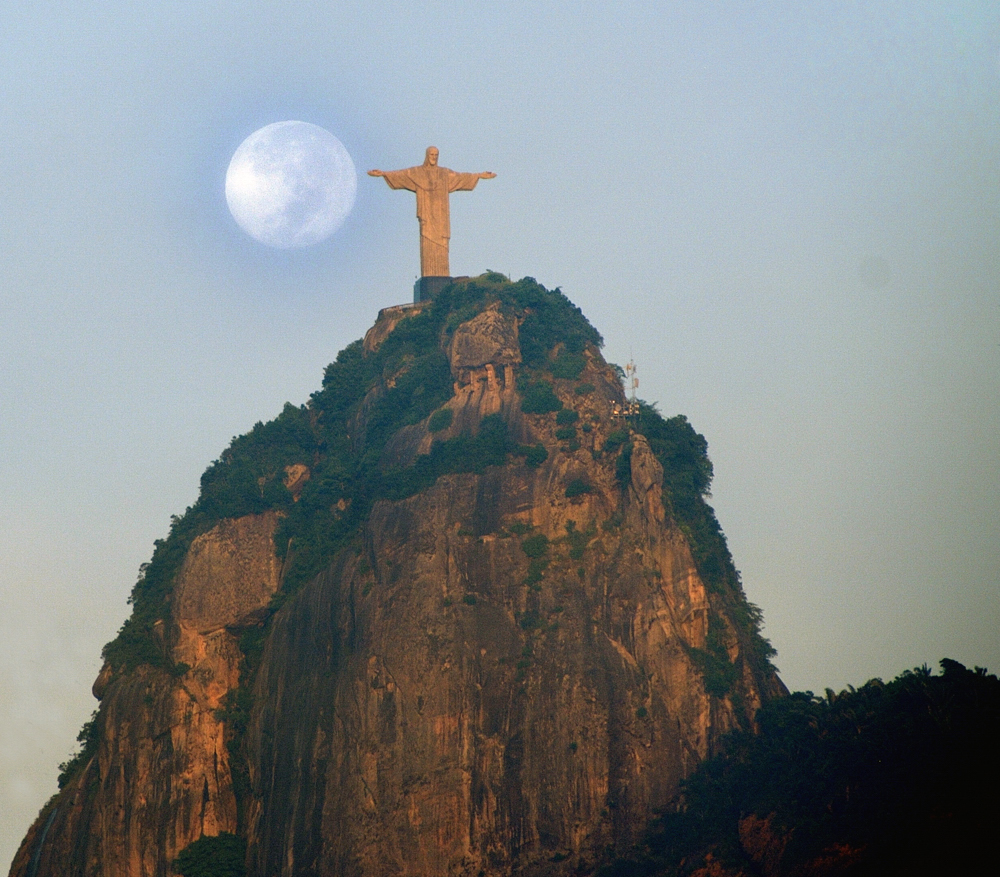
369, 147, 496, 278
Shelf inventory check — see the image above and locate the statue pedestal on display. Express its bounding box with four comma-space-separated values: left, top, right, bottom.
414, 276, 451, 303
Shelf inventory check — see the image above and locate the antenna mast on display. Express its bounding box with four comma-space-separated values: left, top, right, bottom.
625, 357, 640, 420
612, 356, 641, 425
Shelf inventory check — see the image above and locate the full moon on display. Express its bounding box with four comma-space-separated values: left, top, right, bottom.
225, 121, 357, 248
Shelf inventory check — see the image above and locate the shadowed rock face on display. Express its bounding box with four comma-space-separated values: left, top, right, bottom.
11, 293, 782, 877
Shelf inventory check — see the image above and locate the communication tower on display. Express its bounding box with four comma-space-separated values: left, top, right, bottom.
625, 358, 640, 419
611, 356, 641, 424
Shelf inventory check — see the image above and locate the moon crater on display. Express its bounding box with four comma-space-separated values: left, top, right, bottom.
225, 121, 357, 249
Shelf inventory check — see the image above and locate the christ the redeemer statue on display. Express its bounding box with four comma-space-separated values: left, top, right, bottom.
369, 147, 496, 279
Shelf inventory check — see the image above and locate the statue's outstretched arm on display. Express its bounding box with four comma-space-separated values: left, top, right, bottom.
479, 172, 496, 179
371, 168, 418, 191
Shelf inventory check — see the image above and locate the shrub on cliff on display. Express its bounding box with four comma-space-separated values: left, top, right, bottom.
174, 833, 246, 877
518, 378, 563, 414
57, 710, 99, 789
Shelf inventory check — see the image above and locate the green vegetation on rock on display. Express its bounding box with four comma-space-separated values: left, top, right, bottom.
427, 407, 454, 432
174, 833, 246, 877
521, 533, 550, 558
563, 520, 595, 560
517, 377, 563, 414
687, 615, 740, 697
549, 338, 588, 379
519, 442, 548, 469
57, 710, 100, 790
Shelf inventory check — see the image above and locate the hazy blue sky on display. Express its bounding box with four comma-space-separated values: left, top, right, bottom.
2, 1, 998, 864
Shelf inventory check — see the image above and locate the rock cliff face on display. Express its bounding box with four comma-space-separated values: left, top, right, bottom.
12, 513, 281, 877
11, 277, 783, 877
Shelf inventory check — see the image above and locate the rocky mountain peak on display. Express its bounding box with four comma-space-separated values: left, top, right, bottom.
11, 275, 782, 877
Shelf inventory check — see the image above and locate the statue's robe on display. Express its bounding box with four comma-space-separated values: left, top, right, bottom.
380, 164, 483, 277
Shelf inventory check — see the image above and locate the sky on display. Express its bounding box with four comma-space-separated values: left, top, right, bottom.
2, 1, 998, 865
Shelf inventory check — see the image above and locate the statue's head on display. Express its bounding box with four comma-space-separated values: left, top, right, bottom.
424, 146, 439, 167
